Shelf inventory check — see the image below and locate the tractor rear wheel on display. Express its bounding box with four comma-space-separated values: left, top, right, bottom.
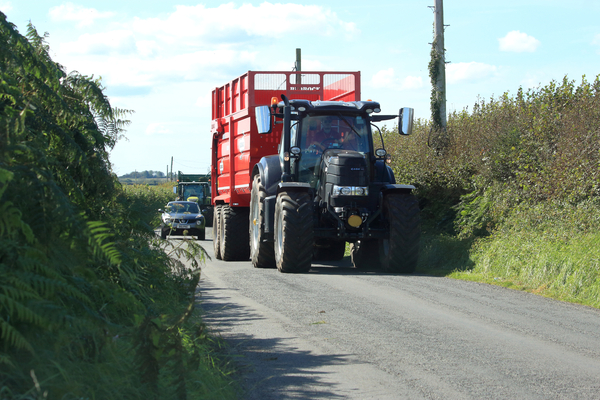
250, 175, 276, 268
274, 191, 313, 273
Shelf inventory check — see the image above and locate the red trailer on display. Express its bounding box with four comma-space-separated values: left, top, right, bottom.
211, 71, 360, 208
210, 71, 360, 261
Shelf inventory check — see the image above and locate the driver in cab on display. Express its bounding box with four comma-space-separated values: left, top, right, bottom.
307, 116, 342, 154
306, 116, 363, 154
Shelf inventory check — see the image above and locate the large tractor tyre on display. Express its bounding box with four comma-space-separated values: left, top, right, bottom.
351, 240, 379, 269
213, 205, 222, 259
250, 175, 276, 268
379, 193, 421, 273
313, 240, 346, 261
220, 205, 250, 261
274, 191, 314, 273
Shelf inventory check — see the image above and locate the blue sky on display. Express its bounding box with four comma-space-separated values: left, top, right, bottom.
3, 1, 600, 176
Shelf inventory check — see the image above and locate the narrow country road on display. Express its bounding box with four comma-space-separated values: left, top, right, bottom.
190, 231, 600, 399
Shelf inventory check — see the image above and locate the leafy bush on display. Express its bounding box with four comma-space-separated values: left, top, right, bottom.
386, 73, 600, 307
388, 75, 600, 237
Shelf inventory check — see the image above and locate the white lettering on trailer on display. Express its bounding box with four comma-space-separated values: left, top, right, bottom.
290, 86, 321, 91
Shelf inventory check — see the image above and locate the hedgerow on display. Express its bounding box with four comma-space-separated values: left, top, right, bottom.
387, 74, 600, 306
0, 13, 237, 399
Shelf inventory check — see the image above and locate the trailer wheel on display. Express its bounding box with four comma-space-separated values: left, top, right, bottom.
213, 205, 222, 259
250, 175, 276, 268
313, 240, 346, 261
379, 193, 420, 273
220, 205, 250, 261
351, 240, 379, 269
274, 191, 313, 273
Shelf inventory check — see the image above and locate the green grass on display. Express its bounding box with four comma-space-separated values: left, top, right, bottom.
419, 200, 600, 309
416, 229, 474, 276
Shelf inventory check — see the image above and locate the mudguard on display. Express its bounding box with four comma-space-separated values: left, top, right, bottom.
253, 155, 282, 197
381, 184, 415, 194
373, 160, 396, 184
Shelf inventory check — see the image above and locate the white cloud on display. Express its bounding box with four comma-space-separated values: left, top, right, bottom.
54, 3, 358, 88
0, 1, 13, 13
372, 68, 395, 88
401, 76, 423, 90
593, 34, 600, 53
195, 93, 212, 108
136, 40, 159, 58
131, 3, 359, 47
446, 62, 498, 84
145, 123, 172, 135
61, 30, 136, 55
49, 3, 115, 27
498, 31, 540, 53
371, 68, 423, 90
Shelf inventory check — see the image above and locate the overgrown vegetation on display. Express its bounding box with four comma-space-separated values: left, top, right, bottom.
386, 75, 600, 308
0, 14, 238, 399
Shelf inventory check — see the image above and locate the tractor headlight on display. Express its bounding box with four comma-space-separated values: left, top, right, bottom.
341, 187, 352, 196
333, 185, 369, 196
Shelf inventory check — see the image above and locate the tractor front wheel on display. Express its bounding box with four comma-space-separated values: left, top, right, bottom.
274, 191, 314, 273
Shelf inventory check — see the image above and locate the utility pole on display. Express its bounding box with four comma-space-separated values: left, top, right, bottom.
431, 0, 447, 130
295, 48, 301, 72
170, 156, 174, 181
295, 48, 301, 85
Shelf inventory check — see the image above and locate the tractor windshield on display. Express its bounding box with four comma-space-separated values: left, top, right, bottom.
297, 114, 370, 153
183, 185, 204, 200
293, 114, 371, 187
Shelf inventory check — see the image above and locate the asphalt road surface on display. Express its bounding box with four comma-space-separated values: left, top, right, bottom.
191, 231, 600, 399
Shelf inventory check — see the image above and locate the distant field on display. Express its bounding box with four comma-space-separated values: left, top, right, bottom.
119, 177, 174, 186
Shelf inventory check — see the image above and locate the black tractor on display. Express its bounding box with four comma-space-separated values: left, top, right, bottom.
250, 96, 420, 273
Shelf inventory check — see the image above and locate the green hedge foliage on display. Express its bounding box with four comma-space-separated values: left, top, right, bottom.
0, 14, 236, 399
389, 75, 600, 237
386, 74, 600, 306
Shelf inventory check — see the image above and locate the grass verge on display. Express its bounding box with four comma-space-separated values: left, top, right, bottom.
420, 200, 600, 309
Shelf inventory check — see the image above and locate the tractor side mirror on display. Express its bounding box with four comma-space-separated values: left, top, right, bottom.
399, 107, 414, 136
255, 106, 272, 134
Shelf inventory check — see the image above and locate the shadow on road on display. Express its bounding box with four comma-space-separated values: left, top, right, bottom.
199, 282, 360, 400
308, 256, 434, 277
